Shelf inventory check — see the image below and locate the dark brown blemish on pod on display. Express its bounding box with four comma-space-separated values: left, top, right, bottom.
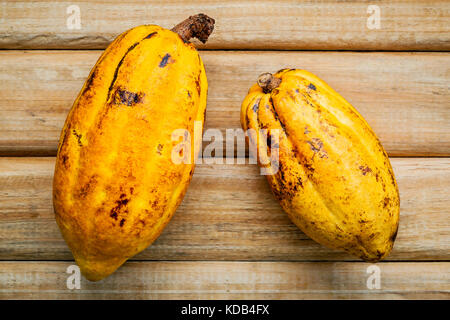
150, 199, 159, 209
114, 89, 144, 106
119, 219, 126, 227
61, 155, 68, 166
296, 177, 304, 190
144, 32, 157, 39
157, 144, 164, 155
308, 83, 317, 91
110, 198, 129, 220
307, 138, 327, 159
159, 53, 174, 68
252, 99, 260, 112
359, 165, 372, 175
195, 75, 201, 95
273, 162, 303, 201
72, 129, 83, 147
383, 197, 390, 208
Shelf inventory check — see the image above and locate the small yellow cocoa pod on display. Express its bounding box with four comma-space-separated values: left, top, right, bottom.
241, 69, 400, 262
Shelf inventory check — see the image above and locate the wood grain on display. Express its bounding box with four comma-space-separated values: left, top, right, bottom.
0, 261, 448, 299
0, 51, 449, 156
1, 0, 448, 302
0, 157, 448, 261
0, 1, 449, 50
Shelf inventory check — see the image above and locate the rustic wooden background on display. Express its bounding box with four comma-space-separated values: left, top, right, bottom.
0, 0, 449, 299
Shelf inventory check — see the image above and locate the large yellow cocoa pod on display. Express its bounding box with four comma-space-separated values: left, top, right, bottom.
53, 14, 215, 281
241, 69, 400, 262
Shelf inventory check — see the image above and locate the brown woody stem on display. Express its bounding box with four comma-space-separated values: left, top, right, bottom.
257, 73, 282, 93
171, 13, 215, 44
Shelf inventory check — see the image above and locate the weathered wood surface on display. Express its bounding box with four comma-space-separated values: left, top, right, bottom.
0, 157, 448, 261
0, 1, 449, 50
1, 0, 449, 300
0, 261, 448, 299
1, 51, 449, 156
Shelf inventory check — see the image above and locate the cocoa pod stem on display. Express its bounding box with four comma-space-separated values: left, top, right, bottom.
171, 13, 215, 44
257, 73, 282, 93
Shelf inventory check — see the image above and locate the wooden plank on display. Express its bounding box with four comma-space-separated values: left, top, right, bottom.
0, 51, 449, 156
0, 157, 448, 261
0, 1, 449, 50
0, 261, 448, 299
